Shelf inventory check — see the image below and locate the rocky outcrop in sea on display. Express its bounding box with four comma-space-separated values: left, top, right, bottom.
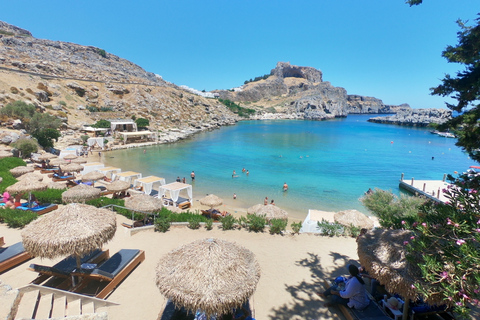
368, 108, 452, 126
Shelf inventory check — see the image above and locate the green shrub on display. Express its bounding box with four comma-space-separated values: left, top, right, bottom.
80, 135, 90, 143
86, 106, 98, 112
92, 120, 111, 128
32, 188, 66, 204
0, 100, 36, 120
0, 208, 38, 228
204, 219, 213, 230
59, 101, 67, 106
12, 138, 39, 158
237, 216, 249, 229
187, 215, 202, 229
218, 99, 256, 118
317, 219, 344, 237
154, 216, 171, 232
96, 48, 107, 58
135, 118, 150, 128
220, 215, 236, 230
290, 222, 302, 234
247, 214, 266, 233
346, 225, 362, 238
269, 218, 288, 235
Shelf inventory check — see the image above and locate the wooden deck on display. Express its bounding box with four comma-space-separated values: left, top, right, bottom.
399, 176, 451, 203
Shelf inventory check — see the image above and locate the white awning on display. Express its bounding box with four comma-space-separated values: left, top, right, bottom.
159, 182, 193, 206
80, 162, 105, 174
112, 171, 142, 184
134, 175, 166, 195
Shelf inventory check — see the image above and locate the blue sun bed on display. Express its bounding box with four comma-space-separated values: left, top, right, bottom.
16, 203, 58, 215
0, 241, 32, 274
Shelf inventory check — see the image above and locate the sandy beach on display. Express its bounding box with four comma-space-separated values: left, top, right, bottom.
0, 215, 359, 320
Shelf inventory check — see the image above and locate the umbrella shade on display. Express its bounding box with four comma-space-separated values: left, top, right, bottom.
247, 204, 288, 220
156, 238, 261, 317
357, 229, 437, 304
62, 184, 101, 203
124, 194, 163, 213
71, 158, 87, 164
200, 194, 223, 209
6, 179, 48, 194
17, 172, 44, 182
61, 163, 84, 172
49, 158, 69, 166
334, 209, 374, 229
38, 153, 58, 161
63, 154, 78, 160
9, 166, 34, 177
81, 171, 105, 182
0, 150, 13, 159
106, 180, 130, 192
47, 182, 68, 190
21, 203, 116, 261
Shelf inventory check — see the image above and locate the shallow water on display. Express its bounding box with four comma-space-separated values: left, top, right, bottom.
102, 115, 476, 220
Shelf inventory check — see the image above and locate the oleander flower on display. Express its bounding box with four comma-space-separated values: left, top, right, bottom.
456, 239, 466, 245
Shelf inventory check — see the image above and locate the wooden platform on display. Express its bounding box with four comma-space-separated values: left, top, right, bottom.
399, 178, 451, 203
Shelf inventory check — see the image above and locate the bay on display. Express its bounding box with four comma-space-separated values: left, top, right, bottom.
102, 115, 476, 220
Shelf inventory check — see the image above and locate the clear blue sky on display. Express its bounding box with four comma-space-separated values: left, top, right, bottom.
2, 1, 478, 108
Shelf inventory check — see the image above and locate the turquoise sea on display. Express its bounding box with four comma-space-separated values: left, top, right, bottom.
102, 115, 476, 220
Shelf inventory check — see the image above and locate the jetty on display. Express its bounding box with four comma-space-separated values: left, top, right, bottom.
399, 173, 451, 203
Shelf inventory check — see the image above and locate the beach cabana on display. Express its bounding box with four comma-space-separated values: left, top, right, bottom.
156, 238, 261, 317
158, 182, 192, 208
112, 171, 142, 184
97, 166, 122, 179
133, 175, 166, 195
118, 131, 156, 145
80, 162, 105, 174
300, 209, 335, 233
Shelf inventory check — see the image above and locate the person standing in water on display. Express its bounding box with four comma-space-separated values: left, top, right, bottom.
191, 171, 195, 180
283, 182, 288, 191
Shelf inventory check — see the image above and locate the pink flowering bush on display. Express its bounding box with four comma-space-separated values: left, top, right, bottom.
406, 184, 480, 318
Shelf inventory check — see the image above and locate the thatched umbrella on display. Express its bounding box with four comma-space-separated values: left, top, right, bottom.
124, 194, 163, 213
81, 171, 105, 183
6, 178, 48, 195
49, 158, 69, 166
156, 238, 261, 317
62, 184, 101, 203
200, 194, 223, 209
106, 180, 130, 193
61, 163, 84, 173
247, 204, 288, 221
357, 228, 442, 318
17, 172, 44, 182
47, 182, 67, 190
334, 209, 374, 229
63, 154, 78, 161
38, 153, 58, 161
71, 158, 87, 164
0, 150, 13, 159
21, 203, 116, 268
9, 166, 34, 177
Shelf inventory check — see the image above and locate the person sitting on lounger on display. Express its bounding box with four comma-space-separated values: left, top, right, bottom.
317, 264, 369, 310
4, 194, 16, 209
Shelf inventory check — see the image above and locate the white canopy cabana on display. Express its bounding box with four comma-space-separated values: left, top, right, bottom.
300, 209, 335, 233
80, 162, 105, 174
118, 131, 155, 145
159, 182, 193, 207
133, 175, 166, 195
110, 120, 137, 132
112, 171, 142, 184
87, 137, 105, 149
97, 166, 122, 179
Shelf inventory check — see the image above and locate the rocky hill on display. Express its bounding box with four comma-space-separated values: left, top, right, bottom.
0, 21, 238, 144
368, 108, 452, 127
215, 62, 411, 120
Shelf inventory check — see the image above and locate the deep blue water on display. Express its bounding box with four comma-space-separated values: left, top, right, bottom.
102, 115, 476, 219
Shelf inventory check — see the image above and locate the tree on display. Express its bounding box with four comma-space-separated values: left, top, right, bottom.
25, 112, 62, 134
92, 120, 111, 128
135, 118, 149, 128
32, 128, 61, 149
12, 138, 38, 158
0, 100, 35, 120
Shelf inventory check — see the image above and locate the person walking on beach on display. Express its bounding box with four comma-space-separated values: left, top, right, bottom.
264, 197, 268, 205
283, 182, 288, 191
191, 171, 195, 180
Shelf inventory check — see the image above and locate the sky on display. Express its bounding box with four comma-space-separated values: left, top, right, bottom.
1, 1, 479, 109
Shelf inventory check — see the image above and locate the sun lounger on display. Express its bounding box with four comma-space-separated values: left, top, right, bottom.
40, 167, 59, 174
72, 249, 145, 299
16, 203, 59, 215
29, 249, 109, 284
52, 175, 75, 182
0, 241, 32, 274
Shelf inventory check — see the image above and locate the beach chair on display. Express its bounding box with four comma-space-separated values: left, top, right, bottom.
28, 249, 109, 285
16, 203, 59, 215
72, 249, 145, 299
0, 241, 33, 274
52, 175, 75, 182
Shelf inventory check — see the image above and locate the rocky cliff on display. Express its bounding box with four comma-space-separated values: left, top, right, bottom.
368, 108, 452, 126
215, 62, 410, 120
0, 21, 238, 144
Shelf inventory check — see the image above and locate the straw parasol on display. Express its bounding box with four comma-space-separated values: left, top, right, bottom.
106, 180, 130, 193
61, 163, 84, 172
38, 153, 58, 161
124, 194, 163, 213
21, 203, 116, 268
81, 171, 105, 183
6, 178, 48, 194
71, 158, 87, 164
156, 238, 261, 317
0, 150, 13, 159
47, 182, 68, 190
49, 158, 69, 166
62, 184, 101, 203
247, 204, 288, 220
334, 209, 374, 229
357, 228, 435, 306
9, 166, 34, 177
17, 172, 44, 182
200, 194, 223, 209
63, 154, 78, 160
